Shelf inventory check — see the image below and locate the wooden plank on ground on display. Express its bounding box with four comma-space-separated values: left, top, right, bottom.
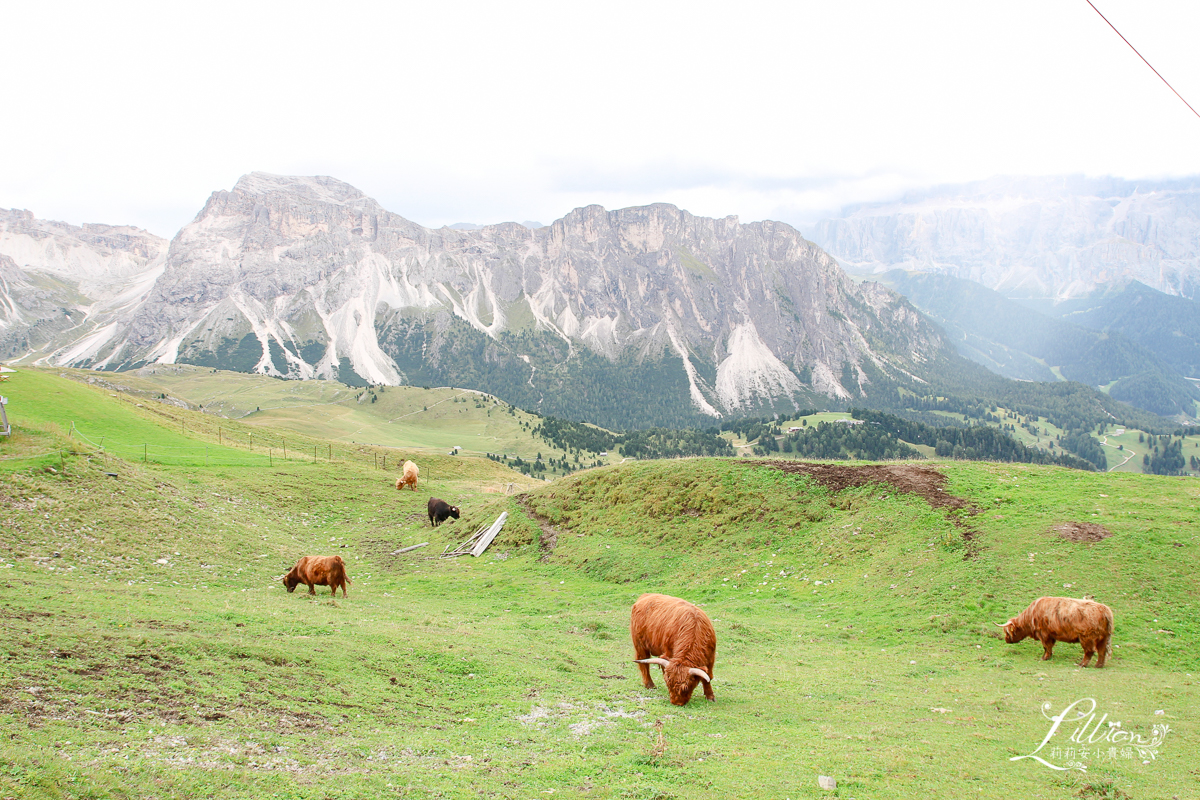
442, 524, 488, 557
471, 512, 508, 557
392, 542, 429, 555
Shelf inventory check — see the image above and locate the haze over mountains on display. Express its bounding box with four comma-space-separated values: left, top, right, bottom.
3, 172, 1200, 428
811, 175, 1200, 300
877, 271, 1200, 418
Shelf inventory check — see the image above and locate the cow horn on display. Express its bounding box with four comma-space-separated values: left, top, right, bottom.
994, 621, 1008, 627
688, 667, 712, 683
634, 657, 671, 667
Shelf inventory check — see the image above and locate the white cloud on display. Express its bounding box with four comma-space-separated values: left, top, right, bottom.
3, 0, 1199, 236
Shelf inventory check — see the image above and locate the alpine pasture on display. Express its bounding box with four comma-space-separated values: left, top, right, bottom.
1, 369, 1197, 799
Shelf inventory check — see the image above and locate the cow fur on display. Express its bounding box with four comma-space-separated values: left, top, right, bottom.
396, 460, 419, 491
998, 596, 1114, 667
283, 555, 352, 598
427, 497, 460, 527
630, 593, 717, 705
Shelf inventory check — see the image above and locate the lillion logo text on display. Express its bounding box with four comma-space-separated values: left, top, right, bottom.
1011, 698, 1170, 772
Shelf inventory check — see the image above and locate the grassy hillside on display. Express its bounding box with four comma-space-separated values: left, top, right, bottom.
1, 369, 1197, 798
31, 366, 1200, 480
48, 365, 615, 472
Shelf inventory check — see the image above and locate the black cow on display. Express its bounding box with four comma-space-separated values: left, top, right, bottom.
427, 497, 461, 527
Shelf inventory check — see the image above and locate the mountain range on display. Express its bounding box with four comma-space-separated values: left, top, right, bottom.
878, 271, 1200, 418
1, 173, 952, 428
810, 175, 1200, 300
2, 173, 1195, 430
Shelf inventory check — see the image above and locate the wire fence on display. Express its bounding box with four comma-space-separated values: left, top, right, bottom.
1, 422, 543, 497
0, 421, 429, 470
68, 423, 336, 467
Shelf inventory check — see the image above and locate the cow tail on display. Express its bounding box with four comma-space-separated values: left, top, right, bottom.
333, 555, 352, 585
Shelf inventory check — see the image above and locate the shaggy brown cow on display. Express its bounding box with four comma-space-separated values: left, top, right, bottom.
997, 596, 1113, 667
395, 460, 419, 491
283, 555, 352, 598
427, 497, 460, 527
630, 593, 716, 705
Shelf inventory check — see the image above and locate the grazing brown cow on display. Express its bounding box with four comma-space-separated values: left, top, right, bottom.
997, 596, 1113, 667
395, 460, 419, 491
283, 555, 352, 598
630, 593, 716, 705
427, 497, 460, 527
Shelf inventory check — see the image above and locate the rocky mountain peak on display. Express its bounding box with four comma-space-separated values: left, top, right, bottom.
230, 172, 369, 206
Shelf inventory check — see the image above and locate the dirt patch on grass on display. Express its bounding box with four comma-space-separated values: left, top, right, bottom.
516, 496, 561, 561
0, 487, 43, 511
1052, 521, 1111, 543
764, 461, 982, 555
765, 461, 975, 513
0, 609, 56, 622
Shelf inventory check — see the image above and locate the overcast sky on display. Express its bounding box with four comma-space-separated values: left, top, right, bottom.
3, 0, 1199, 238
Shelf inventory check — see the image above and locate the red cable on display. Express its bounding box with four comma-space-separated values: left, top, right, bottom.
1085, 0, 1200, 121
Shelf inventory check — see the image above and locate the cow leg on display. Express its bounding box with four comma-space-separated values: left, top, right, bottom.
633, 642, 655, 689
307, 582, 316, 596
1096, 636, 1109, 668
1079, 642, 1094, 668
701, 680, 715, 702
1040, 638, 1055, 660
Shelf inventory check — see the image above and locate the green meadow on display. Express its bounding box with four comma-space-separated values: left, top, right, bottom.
56, 365, 610, 467
1, 368, 1197, 799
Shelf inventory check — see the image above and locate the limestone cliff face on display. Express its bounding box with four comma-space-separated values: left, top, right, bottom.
0, 209, 166, 363
0, 209, 165, 293
11, 174, 950, 420
810, 176, 1200, 300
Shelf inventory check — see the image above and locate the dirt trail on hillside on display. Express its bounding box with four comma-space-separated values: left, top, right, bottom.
517, 496, 560, 561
